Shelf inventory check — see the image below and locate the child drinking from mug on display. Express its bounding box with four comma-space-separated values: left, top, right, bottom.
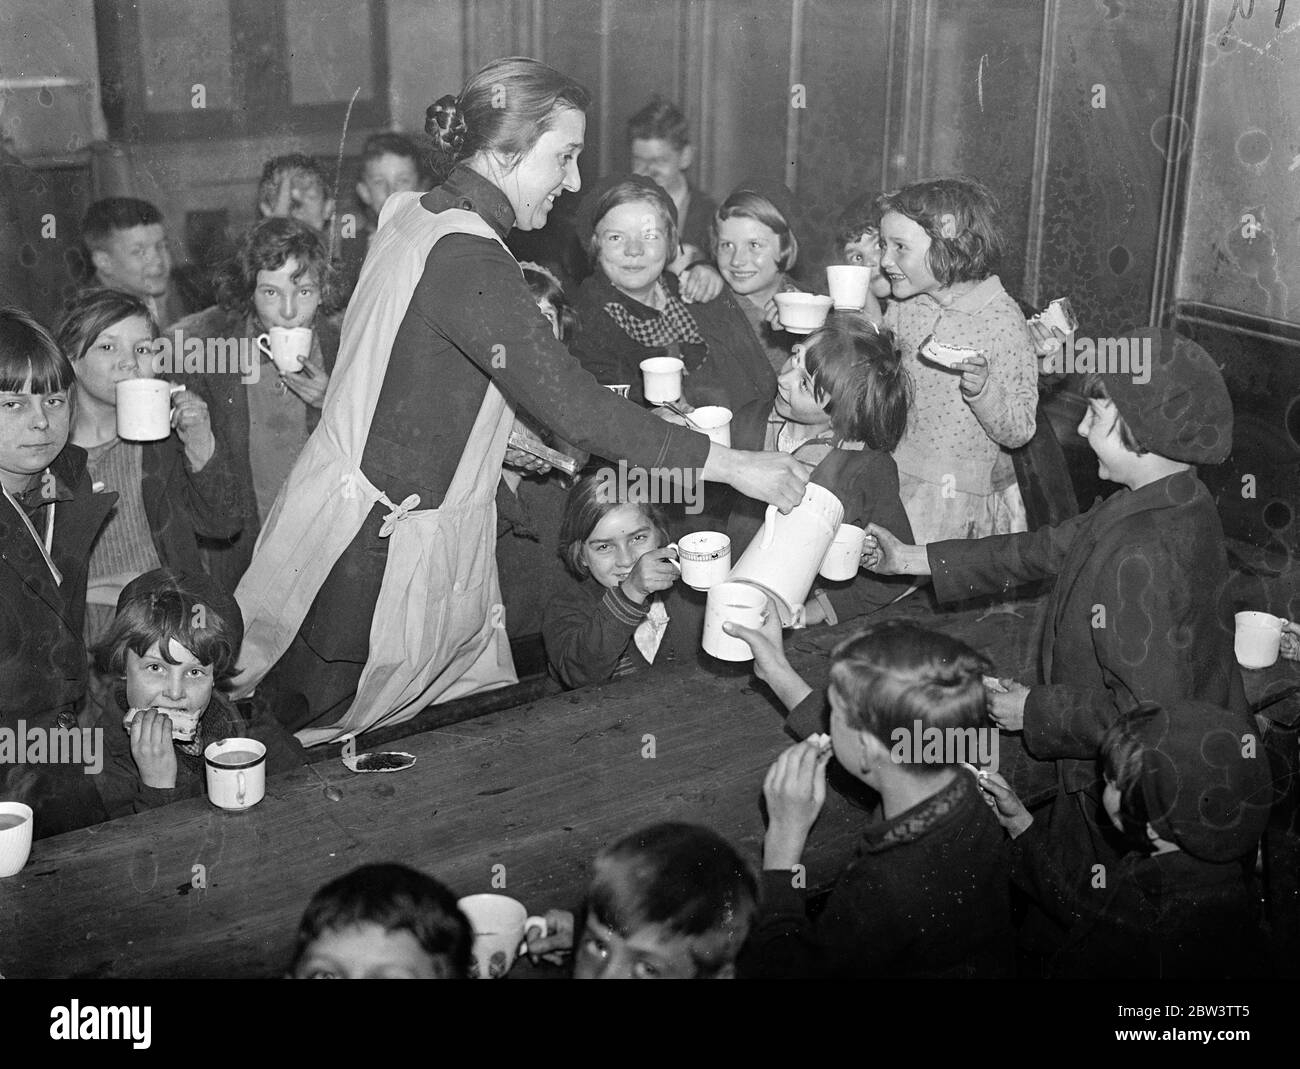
542, 472, 692, 688
90, 567, 305, 818
873, 178, 1038, 543
728, 313, 916, 624
58, 289, 241, 644
524, 822, 759, 978
723, 618, 1013, 978
289, 863, 473, 979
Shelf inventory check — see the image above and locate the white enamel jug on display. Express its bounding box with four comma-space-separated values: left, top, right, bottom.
727, 483, 844, 624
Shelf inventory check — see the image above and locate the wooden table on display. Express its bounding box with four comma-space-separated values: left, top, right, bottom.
3, 590, 1290, 978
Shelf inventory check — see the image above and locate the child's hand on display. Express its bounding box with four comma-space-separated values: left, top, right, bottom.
723, 599, 789, 682
678, 263, 724, 304
975, 770, 1034, 838
1281, 620, 1300, 661
987, 679, 1030, 732
525, 909, 575, 965
130, 709, 179, 789
763, 297, 784, 332
171, 388, 216, 470
957, 354, 991, 398
1026, 317, 1068, 360
281, 360, 329, 409
621, 546, 679, 603
763, 739, 831, 869
861, 523, 914, 575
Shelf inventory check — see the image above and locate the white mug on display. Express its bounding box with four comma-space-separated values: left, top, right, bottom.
819, 523, 867, 581
687, 405, 732, 447
456, 894, 549, 979
639, 356, 684, 404
702, 581, 769, 661
1234, 611, 1285, 670
0, 801, 33, 879
257, 326, 313, 374
672, 531, 732, 591
204, 738, 267, 810
826, 265, 872, 310
115, 379, 185, 441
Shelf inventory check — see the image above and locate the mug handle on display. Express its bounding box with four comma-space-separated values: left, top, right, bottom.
760, 504, 778, 549
663, 542, 681, 572
520, 915, 549, 954
235, 770, 246, 806
256, 333, 272, 359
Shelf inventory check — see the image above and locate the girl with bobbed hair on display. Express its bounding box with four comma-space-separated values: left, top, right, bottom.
231, 57, 809, 741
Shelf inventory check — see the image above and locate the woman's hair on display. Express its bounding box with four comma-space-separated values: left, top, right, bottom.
521, 263, 577, 342
585, 181, 678, 270
93, 568, 243, 683
878, 177, 1005, 287
425, 57, 590, 166
1080, 372, 1146, 455
0, 307, 75, 395
803, 314, 910, 450
710, 189, 799, 272
626, 97, 691, 150
213, 216, 337, 315
557, 470, 669, 579
587, 823, 759, 978
289, 863, 473, 979
828, 620, 990, 771
1100, 704, 1161, 854
56, 288, 159, 365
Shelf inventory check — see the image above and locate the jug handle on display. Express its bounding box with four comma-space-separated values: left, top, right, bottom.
760, 504, 778, 549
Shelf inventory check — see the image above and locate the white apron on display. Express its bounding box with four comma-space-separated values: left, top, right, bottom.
230, 193, 517, 746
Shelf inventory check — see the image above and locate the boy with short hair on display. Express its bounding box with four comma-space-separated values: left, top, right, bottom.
627, 97, 723, 302
981, 700, 1272, 977
81, 197, 189, 327
729, 618, 1014, 978
354, 132, 424, 226
864, 328, 1249, 952
289, 863, 472, 979
258, 153, 335, 234
526, 822, 759, 978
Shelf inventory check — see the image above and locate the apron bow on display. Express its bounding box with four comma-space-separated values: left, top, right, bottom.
378, 493, 422, 537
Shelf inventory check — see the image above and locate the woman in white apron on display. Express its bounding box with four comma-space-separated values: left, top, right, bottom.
232, 58, 808, 745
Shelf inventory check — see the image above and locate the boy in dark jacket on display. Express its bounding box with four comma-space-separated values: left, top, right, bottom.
863, 328, 1248, 950
731, 619, 1014, 978
981, 700, 1272, 977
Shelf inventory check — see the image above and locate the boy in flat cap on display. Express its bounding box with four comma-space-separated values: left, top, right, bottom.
979, 700, 1271, 977
863, 328, 1248, 954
